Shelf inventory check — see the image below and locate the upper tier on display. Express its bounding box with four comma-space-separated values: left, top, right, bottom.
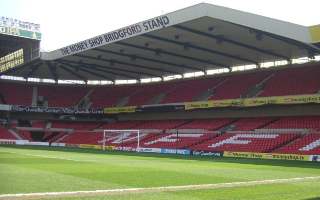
1, 63, 320, 108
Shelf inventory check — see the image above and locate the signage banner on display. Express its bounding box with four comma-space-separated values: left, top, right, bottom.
137, 147, 161, 153
0, 16, 41, 40
242, 97, 277, 107
104, 106, 136, 114
50, 143, 66, 147
224, 151, 310, 161
78, 144, 102, 150
0, 139, 16, 145
275, 95, 320, 105
0, 26, 41, 40
114, 146, 136, 152
15, 140, 29, 145
0, 17, 40, 31
310, 155, 320, 162
192, 151, 223, 157
0, 104, 11, 111
24, 141, 49, 146
0, 17, 41, 40
11, 105, 104, 114
56, 15, 170, 58
65, 144, 80, 148
309, 24, 320, 43
104, 145, 116, 151
212, 99, 243, 107
185, 101, 213, 110
160, 148, 191, 155
184, 94, 320, 110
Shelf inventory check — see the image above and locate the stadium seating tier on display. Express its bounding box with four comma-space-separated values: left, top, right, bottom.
1, 63, 320, 107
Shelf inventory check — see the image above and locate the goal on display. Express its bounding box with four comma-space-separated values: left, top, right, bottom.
102, 129, 141, 151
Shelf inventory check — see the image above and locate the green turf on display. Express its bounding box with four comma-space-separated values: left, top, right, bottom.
1, 145, 320, 200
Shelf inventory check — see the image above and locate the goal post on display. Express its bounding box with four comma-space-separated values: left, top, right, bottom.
102, 129, 140, 151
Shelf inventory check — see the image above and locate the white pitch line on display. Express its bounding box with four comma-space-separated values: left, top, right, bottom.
0, 150, 94, 163
1, 176, 320, 200
17, 153, 86, 162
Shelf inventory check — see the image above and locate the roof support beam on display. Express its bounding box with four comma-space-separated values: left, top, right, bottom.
263, 32, 320, 56
63, 56, 161, 78
75, 53, 181, 74
57, 64, 88, 82
57, 62, 115, 82
143, 34, 259, 65
59, 60, 130, 80
25, 63, 41, 79
59, 59, 147, 79
117, 42, 229, 68
46, 61, 59, 81
93, 48, 203, 72
240, 25, 320, 56
174, 25, 291, 61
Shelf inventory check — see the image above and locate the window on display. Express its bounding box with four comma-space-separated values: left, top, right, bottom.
0, 49, 24, 73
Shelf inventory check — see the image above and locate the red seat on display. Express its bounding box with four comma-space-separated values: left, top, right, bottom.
191, 133, 298, 153
274, 133, 320, 155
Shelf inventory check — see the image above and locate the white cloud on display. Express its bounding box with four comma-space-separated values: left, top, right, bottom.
2, 0, 319, 51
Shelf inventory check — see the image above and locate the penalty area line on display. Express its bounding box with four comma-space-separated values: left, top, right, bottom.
1, 176, 320, 200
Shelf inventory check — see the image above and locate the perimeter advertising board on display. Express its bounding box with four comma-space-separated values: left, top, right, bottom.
192, 151, 223, 157
310, 155, 320, 162
104, 106, 136, 114
224, 151, 310, 161
184, 94, 320, 110
78, 144, 102, 150
161, 148, 191, 155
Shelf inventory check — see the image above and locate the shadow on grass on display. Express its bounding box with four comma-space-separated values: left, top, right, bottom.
1, 145, 319, 169
304, 198, 320, 200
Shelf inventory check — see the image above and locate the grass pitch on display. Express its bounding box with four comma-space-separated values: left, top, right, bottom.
0, 146, 320, 200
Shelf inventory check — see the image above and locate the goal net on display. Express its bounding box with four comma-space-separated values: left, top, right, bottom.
101, 129, 140, 151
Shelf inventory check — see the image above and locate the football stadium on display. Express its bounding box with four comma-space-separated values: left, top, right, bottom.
1, 3, 320, 200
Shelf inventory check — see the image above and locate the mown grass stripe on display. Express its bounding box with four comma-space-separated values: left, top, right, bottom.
1, 176, 320, 200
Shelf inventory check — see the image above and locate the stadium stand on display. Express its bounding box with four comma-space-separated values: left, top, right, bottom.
134, 120, 187, 130
1, 64, 320, 108
265, 116, 320, 129
61, 132, 101, 145
274, 133, 320, 155
38, 85, 90, 107
0, 82, 32, 106
104, 132, 152, 147
100, 121, 143, 129
230, 118, 275, 131
50, 121, 100, 130
177, 119, 233, 130
0, 125, 16, 139
209, 71, 271, 100
1, 116, 320, 156
31, 121, 47, 128
2, 3, 320, 165
259, 65, 320, 97
160, 77, 224, 103
38, 86, 88, 107
190, 133, 299, 153
126, 83, 173, 106
89, 85, 138, 108
137, 133, 214, 149
17, 130, 33, 141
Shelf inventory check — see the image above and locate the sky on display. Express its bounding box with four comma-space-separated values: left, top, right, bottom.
1, 0, 320, 51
